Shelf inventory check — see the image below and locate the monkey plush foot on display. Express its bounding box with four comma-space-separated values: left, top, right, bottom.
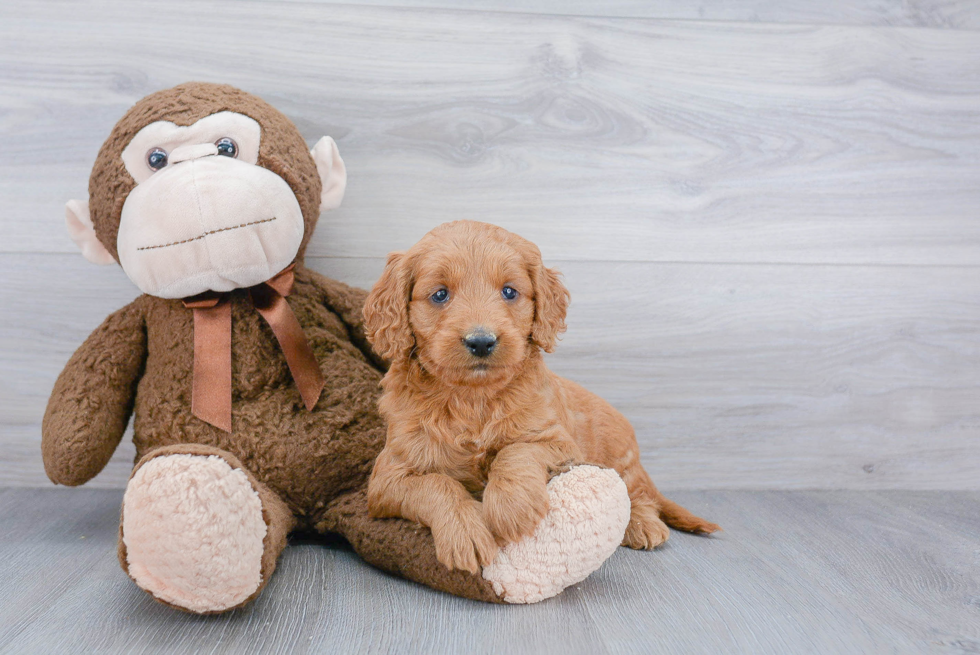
481, 465, 631, 604
120, 452, 272, 613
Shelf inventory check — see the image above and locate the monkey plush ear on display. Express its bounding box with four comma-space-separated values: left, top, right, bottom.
310, 136, 347, 213
65, 199, 115, 265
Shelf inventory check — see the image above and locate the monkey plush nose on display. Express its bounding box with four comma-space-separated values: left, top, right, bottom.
169, 142, 220, 164
463, 331, 497, 358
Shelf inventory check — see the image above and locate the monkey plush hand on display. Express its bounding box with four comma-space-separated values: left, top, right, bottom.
43, 83, 626, 613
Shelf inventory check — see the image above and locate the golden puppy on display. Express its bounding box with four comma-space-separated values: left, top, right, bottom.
364, 220, 719, 573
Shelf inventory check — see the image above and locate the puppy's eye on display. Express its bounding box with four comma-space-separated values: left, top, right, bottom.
501, 286, 518, 300
146, 148, 168, 171
215, 137, 238, 158
431, 288, 450, 304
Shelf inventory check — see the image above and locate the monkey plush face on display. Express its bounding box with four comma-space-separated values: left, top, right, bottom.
115, 111, 305, 297
66, 83, 346, 299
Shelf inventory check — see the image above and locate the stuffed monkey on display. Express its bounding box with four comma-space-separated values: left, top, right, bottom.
42, 82, 630, 612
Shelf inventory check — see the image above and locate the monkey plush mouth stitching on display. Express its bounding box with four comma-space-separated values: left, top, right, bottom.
137, 216, 278, 251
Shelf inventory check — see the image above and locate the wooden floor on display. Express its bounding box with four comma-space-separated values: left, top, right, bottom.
1, 488, 977, 654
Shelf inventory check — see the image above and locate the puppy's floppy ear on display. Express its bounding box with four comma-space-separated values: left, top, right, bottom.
525, 243, 570, 353
364, 251, 414, 362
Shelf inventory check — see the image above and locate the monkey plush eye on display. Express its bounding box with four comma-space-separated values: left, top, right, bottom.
215, 137, 238, 158
431, 288, 449, 304
145, 148, 168, 171
501, 286, 518, 300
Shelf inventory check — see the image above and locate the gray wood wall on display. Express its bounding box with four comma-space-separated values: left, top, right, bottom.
2, 1, 978, 490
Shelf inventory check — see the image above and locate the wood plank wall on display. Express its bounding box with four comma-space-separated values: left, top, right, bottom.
1, 1, 978, 489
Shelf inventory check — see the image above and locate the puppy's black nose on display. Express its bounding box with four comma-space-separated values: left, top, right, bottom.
463, 332, 497, 358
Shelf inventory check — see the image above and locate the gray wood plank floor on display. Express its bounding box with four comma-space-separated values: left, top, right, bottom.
1, 489, 977, 654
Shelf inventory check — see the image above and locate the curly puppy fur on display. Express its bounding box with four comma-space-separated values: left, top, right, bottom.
363, 220, 720, 573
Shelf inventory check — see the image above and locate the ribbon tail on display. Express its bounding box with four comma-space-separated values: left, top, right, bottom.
255, 293, 325, 411
190, 300, 233, 431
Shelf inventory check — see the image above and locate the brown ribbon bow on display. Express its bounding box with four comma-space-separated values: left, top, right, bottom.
182, 264, 324, 432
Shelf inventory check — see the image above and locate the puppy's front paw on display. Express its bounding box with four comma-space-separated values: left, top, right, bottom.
483, 477, 550, 545
431, 500, 498, 574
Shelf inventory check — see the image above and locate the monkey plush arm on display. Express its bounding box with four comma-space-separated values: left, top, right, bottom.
42, 300, 147, 486
304, 268, 388, 371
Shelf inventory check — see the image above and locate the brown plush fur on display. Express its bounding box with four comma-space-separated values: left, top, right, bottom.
42, 83, 504, 608
363, 221, 720, 572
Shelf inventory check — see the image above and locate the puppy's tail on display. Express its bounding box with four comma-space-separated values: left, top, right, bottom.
657, 494, 722, 534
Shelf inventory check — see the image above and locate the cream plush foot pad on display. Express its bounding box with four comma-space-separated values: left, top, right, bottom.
122, 454, 267, 613
482, 465, 631, 604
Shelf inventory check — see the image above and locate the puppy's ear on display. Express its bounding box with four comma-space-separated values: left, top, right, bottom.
364, 252, 415, 362
526, 244, 570, 353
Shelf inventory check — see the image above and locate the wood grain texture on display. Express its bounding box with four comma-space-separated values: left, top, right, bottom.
293, 0, 980, 29
1, 2, 980, 265
1, 488, 977, 654
1, 1, 978, 491
5, 254, 977, 490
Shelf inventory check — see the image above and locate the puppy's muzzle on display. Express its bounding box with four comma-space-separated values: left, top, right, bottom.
463, 330, 497, 358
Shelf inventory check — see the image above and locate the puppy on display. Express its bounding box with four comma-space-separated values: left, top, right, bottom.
363, 220, 719, 574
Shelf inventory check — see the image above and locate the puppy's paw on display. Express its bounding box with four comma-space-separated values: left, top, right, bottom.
483, 477, 550, 545
431, 500, 498, 574
622, 501, 670, 549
